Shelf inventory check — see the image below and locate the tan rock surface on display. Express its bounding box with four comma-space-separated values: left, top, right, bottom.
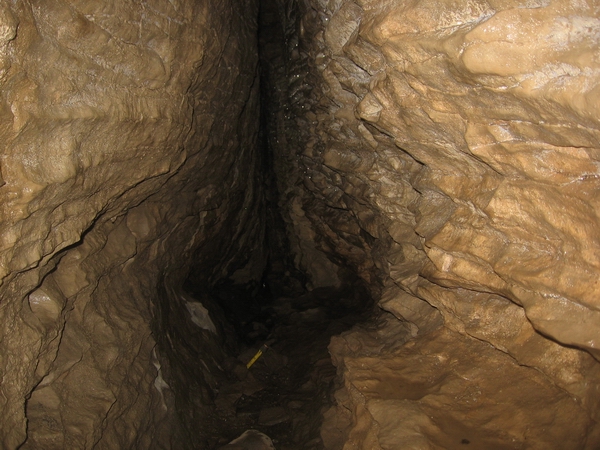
264, 0, 600, 447
2, 0, 600, 448
0, 1, 261, 448
324, 323, 599, 449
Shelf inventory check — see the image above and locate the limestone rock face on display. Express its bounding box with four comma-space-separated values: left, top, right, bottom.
3, 0, 600, 448
264, 0, 600, 447
0, 1, 261, 448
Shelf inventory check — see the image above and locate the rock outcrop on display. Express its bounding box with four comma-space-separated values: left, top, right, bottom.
1, 0, 600, 448
0, 1, 262, 448
264, 0, 600, 447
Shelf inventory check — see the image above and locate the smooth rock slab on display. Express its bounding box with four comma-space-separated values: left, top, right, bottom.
323, 325, 600, 449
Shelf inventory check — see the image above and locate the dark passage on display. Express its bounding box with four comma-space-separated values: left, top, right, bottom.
176, 1, 376, 448
195, 283, 373, 449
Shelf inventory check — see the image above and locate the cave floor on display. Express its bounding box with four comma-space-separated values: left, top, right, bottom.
204, 287, 372, 449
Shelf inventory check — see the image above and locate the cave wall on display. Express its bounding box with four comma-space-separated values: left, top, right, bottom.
267, 0, 600, 447
2, 0, 600, 448
0, 1, 261, 448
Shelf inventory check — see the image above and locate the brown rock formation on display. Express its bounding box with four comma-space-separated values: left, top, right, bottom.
0, 1, 262, 448
264, 0, 600, 447
0, 0, 599, 448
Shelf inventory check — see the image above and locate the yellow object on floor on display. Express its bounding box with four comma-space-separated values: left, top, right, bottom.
246, 343, 269, 369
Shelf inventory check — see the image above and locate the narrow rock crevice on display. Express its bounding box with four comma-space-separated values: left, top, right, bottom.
1, 1, 600, 449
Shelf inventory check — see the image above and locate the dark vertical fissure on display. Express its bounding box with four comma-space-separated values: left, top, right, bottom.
173, 2, 377, 447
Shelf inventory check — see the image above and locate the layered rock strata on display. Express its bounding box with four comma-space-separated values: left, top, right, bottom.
0, 1, 262, 448
264, 0, 600, 447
